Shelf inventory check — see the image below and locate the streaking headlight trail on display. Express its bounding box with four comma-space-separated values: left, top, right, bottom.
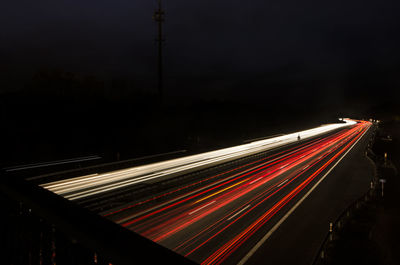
41, 119, 356, 200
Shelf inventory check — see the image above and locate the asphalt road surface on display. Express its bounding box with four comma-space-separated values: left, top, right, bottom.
98, 121, 371, 265
40, 119, 356, 201
38, 119, 373, 265
243, 122, 375, 265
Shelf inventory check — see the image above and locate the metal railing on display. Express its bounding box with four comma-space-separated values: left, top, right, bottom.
312, 127, 379, 265
0, 176, 196, 265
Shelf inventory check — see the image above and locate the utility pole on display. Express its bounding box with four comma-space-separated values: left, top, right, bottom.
153, 0, 165, 100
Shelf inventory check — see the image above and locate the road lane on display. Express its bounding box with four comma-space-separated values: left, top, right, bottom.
40, 120, 356, 200
37, 119, 371, 265
242, 122, 375, 265
100, 120, 370, 264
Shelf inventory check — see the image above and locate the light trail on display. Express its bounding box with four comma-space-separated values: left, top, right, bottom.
227, 205, 251, 221
37, 118, 370, 265
40, 119, 356, 200
201, 124, 369, 265
4, 155, 101, 172
277, 179, 288, 187
123, 124, 359, 238
105, 134, 331, 221
116, 133, 339, 227
101, 120, 370, 265
189, 201, 216, 215
117, 122, 360, 227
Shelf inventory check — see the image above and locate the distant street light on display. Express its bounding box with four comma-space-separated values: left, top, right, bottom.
379, 178, 386, 197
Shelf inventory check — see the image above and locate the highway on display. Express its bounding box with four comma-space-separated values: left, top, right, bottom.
39, 119, 372, 265
40, 119, 355, 201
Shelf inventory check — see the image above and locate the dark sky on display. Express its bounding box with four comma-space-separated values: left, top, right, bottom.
1, 0, 400, 109
2, 0, 400, 165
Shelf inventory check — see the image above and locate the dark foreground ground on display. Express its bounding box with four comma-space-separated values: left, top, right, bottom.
322, 119, 400, 265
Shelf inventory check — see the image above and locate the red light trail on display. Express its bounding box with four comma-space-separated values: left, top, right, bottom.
102, 120, 370, 264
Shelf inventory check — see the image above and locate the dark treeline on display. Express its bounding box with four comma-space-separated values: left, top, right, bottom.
1, 66, 398, 168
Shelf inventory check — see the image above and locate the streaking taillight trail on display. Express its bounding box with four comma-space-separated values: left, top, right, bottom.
103, 120, 370, 264
39, 118, 371, 265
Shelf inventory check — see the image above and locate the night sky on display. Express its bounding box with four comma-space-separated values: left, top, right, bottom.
1, 0, 400, 164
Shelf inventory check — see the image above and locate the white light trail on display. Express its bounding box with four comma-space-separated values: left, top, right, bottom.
41, 119, 357, 200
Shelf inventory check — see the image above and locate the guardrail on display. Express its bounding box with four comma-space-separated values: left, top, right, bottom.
0, 176, 196, 265
0, 122, 359, 265
312, 126, 378, 265
2, 137, 303, 264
